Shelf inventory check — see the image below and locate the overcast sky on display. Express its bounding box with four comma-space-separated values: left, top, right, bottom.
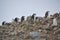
0, 0, 60, 25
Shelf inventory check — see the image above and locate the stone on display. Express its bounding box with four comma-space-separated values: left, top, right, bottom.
55, 29, 60, 35
29, 31, 40, 38
52, 18, 57, 26
40, 38, 47, 40
53, 27, 58, 31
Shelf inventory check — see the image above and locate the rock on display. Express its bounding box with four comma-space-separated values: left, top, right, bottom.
55, 29, 60, 35
17, 31, 24, 36
53, 27, 58, 31
52, 18, 57, 26
29, 31, 40, 38
53, 13, 59, 18
40, 38, 47, 40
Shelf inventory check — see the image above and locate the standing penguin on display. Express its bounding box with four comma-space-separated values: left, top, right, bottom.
31, 13, 36, 22
45, 11, 49, 18
14, 17, 19, 22
2, 21, 6, 25
21, 16, 25, 22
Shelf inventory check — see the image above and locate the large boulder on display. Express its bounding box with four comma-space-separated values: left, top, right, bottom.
29, 31, 40, 38
52, 18, 58, 26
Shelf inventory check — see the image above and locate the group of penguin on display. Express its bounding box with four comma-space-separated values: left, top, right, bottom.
2, 11, 49, 25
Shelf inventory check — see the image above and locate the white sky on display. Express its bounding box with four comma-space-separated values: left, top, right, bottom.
0, 0, 60, 24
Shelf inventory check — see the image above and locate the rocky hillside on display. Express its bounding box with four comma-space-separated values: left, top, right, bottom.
0, 13, 60, 40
